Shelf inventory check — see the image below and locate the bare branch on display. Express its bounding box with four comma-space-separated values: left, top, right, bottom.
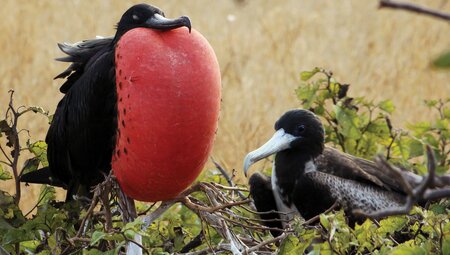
141, 200, 177, 229
212, 157, 248, 200
353, 145, 450, 219
379, 0, 450, 21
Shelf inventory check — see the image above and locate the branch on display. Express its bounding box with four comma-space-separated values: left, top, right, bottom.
353, 145, 450, 219
136, 181, 287, 254
379, 0, 450, 21
211, 158, 248, 200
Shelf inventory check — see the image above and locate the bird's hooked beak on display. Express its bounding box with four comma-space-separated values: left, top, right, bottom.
243, 129, 297, 177
146, 14, 192, 33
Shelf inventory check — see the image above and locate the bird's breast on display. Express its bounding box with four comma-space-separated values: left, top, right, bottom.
112, 28, 221, 202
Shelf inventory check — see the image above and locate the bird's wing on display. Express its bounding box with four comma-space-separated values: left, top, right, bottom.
19, 167, 66, 188
316, 147, 390, 189
317, 147, 446, 194
303, 171, 405, 214
45, 45, 117, 193
54, 37, 114, 93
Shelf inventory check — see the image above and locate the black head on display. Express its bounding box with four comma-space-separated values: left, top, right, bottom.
243, 109, 325, 176
115, 4, 191, 40
275, 109, 325, 157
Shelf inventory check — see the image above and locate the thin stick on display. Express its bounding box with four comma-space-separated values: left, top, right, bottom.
379, 0, 450, 21
211, 157, 247, 200
244, 233, 287, 253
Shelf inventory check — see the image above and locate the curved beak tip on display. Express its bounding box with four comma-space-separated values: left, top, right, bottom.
181, 16, 192, 33
243, 155, 253, 178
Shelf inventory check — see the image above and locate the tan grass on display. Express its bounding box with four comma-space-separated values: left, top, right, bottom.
0, 0, 449, 212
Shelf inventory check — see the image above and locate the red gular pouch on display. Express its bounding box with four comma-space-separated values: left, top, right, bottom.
113, 27, 221, 202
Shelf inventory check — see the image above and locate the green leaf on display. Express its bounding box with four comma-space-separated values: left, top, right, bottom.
377, 216, 407, 236
320, 214, 330, 229
443, 239, 450, 255
424, 99, 438, 108
408, 138, 424, 158
389, 242, 426, 255
84, 248, 116, 255
0, 164, 12, 180
278, 234, 305, 255
300, 68, 320, 81
378, 100, 395, 113
21, 157, 40, 176
29, 106, 48, 115
90, 230, 107, 245
28, 141, 48, 167
38, 185, 56, 206
433, 51, 450, 68
296, 83, 320, 109
334, 105, 362, 139
444, 108, 450, 119
2, 228, 34, 244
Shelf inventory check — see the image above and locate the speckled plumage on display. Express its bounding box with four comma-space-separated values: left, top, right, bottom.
244, 109, 418, 236
307, 171, 405, 213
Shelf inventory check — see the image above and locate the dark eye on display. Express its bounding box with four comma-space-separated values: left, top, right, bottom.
296, 125, 305, 134
132, 14, 140, 21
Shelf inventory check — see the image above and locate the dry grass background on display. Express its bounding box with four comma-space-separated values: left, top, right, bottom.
0, 0, 449, 211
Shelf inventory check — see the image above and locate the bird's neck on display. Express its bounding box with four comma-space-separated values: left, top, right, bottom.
272, 150, 316, 205
275, 150, 315, 176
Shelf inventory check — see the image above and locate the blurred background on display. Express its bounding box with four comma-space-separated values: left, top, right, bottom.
0, 0, 449, 211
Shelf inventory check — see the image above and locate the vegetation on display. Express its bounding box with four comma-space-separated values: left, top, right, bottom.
1, 67, 449, 254
0, 1, 449, 254
1, 1, 449, 192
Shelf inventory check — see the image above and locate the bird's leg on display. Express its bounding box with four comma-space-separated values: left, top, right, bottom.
99, 179, 113, 232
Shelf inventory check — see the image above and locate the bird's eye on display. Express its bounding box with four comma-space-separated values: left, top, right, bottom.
132, 14, 140, 21
297, 125, 305, 134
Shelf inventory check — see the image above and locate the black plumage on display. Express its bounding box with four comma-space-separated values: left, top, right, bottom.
248, 173, 283, 237
20, 4, 191, 200
243, 109, 424, 235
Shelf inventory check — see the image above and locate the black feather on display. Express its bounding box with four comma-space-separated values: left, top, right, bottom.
20, 4, 192, 201
249, 173, 283, 237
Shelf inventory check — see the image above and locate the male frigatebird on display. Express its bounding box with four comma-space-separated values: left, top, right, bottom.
243, 109, 435, 236
21, 4, 221, 202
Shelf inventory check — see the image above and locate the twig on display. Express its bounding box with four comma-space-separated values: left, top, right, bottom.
379, 0, 450, 21
182, 196, 252, 214
24, 185, 52, 217
5, 90, 22, 205
303, 201, 339, 226
212, 158, 247, 200
353, 145, 449, 219
0, 145, 12, 165
121, 232, 149, 255
74, 192, 99, 238
212, 183, 249, 192
373, 156, 413, 196
142, 200, 177, 229
179, 232, 204, 253
244, 232, 287, 253
94, 174, 114, 232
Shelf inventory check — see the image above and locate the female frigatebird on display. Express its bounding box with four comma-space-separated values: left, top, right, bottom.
243, 109, 432, 236
21, 4, 221, 202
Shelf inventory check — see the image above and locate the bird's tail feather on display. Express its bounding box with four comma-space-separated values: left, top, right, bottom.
20, 167, 66, 188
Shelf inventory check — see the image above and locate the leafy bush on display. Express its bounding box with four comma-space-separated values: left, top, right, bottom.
0, 69, 449, 254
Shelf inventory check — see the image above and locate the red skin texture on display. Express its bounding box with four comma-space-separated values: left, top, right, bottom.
112, 28, 221, 202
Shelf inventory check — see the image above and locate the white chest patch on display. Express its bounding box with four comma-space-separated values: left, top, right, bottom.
304, 160, 316, 173
271, 162, 298, 227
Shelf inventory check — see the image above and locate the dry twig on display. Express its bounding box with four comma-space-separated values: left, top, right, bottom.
379, 0, 450, 21
353, 146, 450, 219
